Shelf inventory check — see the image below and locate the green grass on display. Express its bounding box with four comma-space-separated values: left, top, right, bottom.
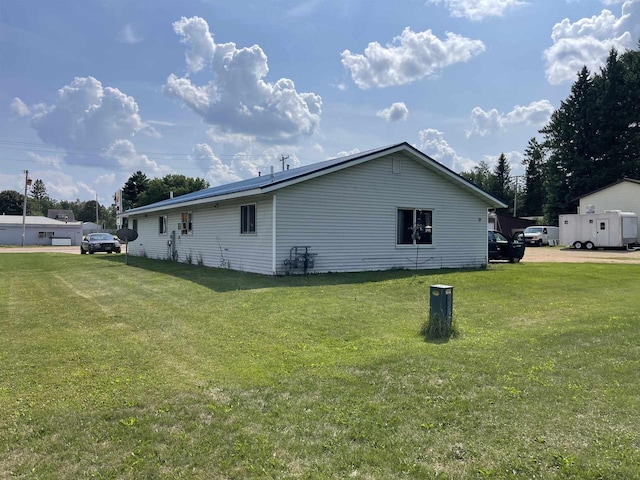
1, 254, 639, 479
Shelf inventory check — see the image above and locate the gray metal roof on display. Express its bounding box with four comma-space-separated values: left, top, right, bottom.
123, 142, 506, 215
0, 215, 82, 226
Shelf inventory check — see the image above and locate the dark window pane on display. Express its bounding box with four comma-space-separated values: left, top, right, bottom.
397, 209, 413, 244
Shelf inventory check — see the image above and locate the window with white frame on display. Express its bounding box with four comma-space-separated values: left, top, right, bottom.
397, 208, 433, 245
132, 218, 138, 232
240, 204, 256, 234
180, 212, 192, 235
159, 215, 168, 235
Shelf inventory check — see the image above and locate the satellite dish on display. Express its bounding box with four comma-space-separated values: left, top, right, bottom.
116, 228, 138, 242
116, 228, 138, 266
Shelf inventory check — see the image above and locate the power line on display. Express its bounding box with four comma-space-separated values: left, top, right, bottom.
0, 139, 280, 159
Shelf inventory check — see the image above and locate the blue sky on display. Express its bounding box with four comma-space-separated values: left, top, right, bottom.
1, 0, 639, 205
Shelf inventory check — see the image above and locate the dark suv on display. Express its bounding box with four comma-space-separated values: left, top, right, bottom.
488, 230, 525, 263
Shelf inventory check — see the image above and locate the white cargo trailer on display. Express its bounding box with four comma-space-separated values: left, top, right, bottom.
559, 210, 639, 249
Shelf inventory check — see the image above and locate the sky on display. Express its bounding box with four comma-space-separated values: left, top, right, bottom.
1, 0, 639, 206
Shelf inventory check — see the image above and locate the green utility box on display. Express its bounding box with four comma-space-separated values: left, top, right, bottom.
430, 284, 453, 329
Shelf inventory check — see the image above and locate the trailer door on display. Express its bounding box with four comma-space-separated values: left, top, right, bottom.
596, 219, 609, 247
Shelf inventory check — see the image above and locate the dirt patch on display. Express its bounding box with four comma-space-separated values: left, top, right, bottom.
522, 246, 640, 264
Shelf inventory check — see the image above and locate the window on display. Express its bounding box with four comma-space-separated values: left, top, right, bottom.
397, 209, 433, 245
132, 219, 138, 232
159, 215, 168, 235
38, 231, 55, 238
241, 204, 256, 234
180, 212, 192, 235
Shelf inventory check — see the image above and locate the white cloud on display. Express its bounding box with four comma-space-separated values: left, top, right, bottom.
341, 27, 485, 89
427, 0, 525, 21
377, 102, 409, 122
192, 143, 242, 185
27, 77, 144, 164
417, 129, 476, 172
146, 120, 176, 127
544, 1, 638, 84
10, 97, 30, 117
119, 24, 142, 44
335, 148, 361, 158
78, 181, 97, 198
95, 173, 116, 186
172, 16, 215, 74
26, 151, 62, 168
191, 143, 303, 185
467, 100, 554, 136
206, 127, 256, 146
165, 16, 322, 143
34, 170, 80, 200
102, 139, 167, 174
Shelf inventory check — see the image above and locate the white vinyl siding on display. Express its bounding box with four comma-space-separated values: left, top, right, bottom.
579, 181, 640, 215
125, 150, 495, 275
127, 197, 273, 274
275, 153, 489, 273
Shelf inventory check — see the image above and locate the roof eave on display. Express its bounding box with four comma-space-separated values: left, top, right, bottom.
120, 187, 265, 217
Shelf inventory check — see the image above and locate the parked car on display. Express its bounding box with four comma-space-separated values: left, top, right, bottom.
488, 230, 526, 263
523, 226, 559, 246
81, 233, 121, 254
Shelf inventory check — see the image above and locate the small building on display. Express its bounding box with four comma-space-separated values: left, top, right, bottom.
82, 222, 101, 234
577, 178, 640, 214
0, 215, 83, 246
120, 143, 506, 275
488, 212, 537, 236
47, 209, 76, 222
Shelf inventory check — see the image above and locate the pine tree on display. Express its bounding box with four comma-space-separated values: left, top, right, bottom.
489, 153, 512, 211
122, 171, 149, 210
29, 179, 48, 215
521, 138, 546, 217
541, 66, 596, 219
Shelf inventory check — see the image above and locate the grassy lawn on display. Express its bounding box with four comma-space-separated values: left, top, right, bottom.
1, 254, 638, 479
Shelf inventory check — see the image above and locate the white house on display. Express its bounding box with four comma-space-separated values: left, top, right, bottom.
0, 215, 83, 246
578, 178, 640, 214
120, 143, 506, 275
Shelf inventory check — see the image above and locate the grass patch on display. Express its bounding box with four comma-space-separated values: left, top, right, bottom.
1, 254, 639, 478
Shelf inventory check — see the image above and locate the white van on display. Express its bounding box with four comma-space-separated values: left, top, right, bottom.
523, 226, 559, 246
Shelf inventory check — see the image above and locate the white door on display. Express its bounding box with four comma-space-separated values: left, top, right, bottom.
595, 218, 609, 246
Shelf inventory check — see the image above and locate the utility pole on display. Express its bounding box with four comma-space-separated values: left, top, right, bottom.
280, 154, 289, 172
95, 193, 99, 230
21, 170, 31, 247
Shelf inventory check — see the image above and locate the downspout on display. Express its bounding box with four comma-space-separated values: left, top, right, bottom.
272, 194, 277, 274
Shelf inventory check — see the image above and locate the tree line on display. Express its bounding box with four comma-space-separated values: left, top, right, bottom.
461, 43, 640, 223
0, 181, 119, 228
